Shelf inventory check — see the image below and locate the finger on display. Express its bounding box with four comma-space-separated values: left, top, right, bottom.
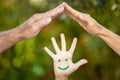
74, 59, 88, 70
65, 3, 80, 18
31, 17, 52, 31
65, 3, 86, 25
51, 37, 60, 53
68, 37, 77, 54
44, 47, 55, 58
66, 12, 79, 22
65, 11, 87, 28
44, 2, 65, 18
60, 33, 66, 51
29, 2, 65, 24
65, 4, 90, 33
66, 11, 88, 29
65, 5, 89, 30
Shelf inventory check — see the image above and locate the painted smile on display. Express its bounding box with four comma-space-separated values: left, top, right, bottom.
58, 66, 69, 70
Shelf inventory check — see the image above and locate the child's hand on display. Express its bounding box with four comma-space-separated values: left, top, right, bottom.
44, 33, 87, 78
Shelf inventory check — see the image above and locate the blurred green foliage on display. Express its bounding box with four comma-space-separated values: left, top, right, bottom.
0, 0, 120, 80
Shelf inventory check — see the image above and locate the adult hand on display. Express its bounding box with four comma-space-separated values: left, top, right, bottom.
44, 33, 87, 80
64, 3, 120, 56
65, 3, 104, 36
0, 3, 66, 53
17, 3, 65, 39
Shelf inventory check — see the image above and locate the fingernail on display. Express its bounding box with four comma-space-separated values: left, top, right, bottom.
45, 17, 52, 23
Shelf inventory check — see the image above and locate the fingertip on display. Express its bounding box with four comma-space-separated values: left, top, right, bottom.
64, 3, 69, 9
44, 47, 47, 49
44, 47, 48, 52
62, 2, 67, 4
81, 59, 88, 64
64, 3, 72, 11
44, 47, 47, 50
51, 37, 55, 41
65, 4, 80, 18
57, 2, 66, 9
62, 2, 67, 6
74, 37, 78, 41
85, 60, 88, 64
60, 33, 65, 37
72, 37, 77, 44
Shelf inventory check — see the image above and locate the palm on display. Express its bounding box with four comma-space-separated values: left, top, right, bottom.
44, 33, 87, 76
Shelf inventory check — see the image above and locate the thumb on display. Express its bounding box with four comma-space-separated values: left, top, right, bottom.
74, 59, 88, 70
32, 17, 52, 30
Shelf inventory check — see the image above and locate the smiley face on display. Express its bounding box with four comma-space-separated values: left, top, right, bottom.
57, 59, 69, 70
54, 51, 72, 71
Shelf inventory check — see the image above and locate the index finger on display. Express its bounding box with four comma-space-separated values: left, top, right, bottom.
29, 3, 65, 24
65, 3, 81, 18
44, 2, 65, 18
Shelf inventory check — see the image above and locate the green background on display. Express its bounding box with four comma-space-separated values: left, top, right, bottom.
0, 0, 120, 80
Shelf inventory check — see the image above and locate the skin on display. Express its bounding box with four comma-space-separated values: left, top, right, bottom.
64, 3, 120, 56
0, 3, 66, 53
0, 2, 120, 80
44, 33, 87, 80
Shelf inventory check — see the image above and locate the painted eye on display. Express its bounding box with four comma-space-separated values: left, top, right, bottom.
58, 59, 61, 62
65, 59, 68, 62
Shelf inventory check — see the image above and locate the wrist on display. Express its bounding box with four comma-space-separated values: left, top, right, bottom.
8, 28, 21, 43
96, 25, 108, 37
13, 24, 28, 41
97, 25, 114, 41
55, 76, 68, 80
9, 27, 24, 42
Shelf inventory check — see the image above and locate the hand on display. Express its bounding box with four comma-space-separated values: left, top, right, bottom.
17, 3, 65, 39
65, 3, 104, 36
44, 33, 87, 77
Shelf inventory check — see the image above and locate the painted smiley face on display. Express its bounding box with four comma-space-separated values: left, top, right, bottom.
57, 59, 69, 70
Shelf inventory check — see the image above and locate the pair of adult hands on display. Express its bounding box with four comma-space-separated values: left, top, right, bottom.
18, 2, 103, 40
10, 2, 120, 80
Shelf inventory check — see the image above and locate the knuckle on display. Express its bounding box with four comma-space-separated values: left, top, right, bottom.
89, 22, 95, 26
